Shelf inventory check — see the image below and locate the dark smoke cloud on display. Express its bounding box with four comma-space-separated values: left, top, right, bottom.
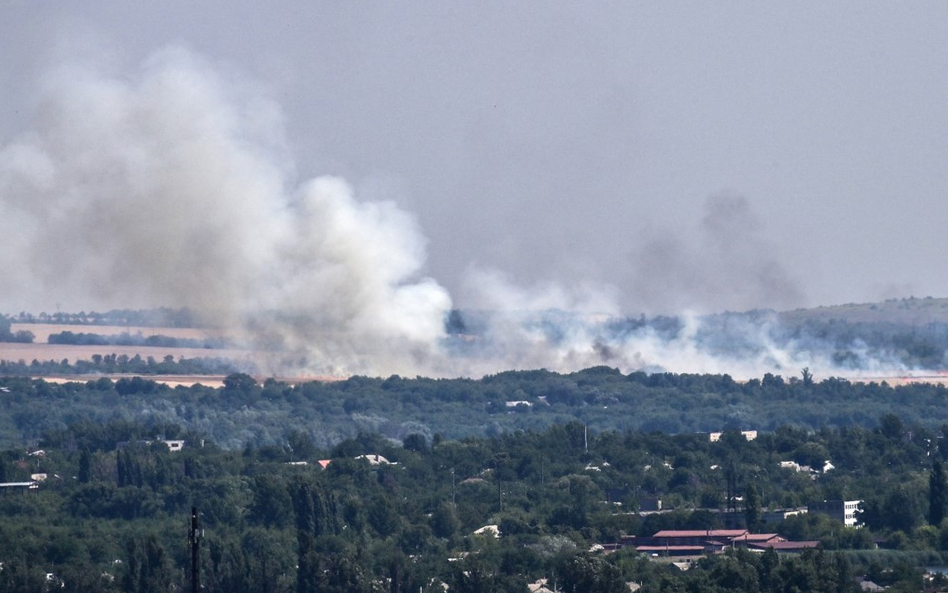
628, 194, 805, 314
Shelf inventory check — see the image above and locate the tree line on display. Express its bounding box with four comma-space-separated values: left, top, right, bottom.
47, 330, 229, 349
4, 368, 948, 449
0, 314, 34, 343
7, 307, 200, 328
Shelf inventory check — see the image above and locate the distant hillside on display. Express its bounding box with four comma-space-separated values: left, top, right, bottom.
712, 297, 948, 371
779, 296, 948, 326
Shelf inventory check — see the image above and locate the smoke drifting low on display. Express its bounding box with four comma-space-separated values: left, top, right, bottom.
0, 48, 915, 379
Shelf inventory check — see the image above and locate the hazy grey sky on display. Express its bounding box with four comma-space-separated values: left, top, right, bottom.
3, 2, 948, 316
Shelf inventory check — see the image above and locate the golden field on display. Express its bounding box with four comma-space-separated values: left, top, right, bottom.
4, 323, 246, 365
1, 323, 344, 385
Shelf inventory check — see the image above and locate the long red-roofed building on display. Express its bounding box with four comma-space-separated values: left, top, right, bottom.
651, 529, 749, 545
618, 529, 815, 557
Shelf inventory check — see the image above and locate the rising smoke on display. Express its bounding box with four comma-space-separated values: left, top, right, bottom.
629, 193, 805, 315
0, 47, 911, 379
0, 47, 451, 375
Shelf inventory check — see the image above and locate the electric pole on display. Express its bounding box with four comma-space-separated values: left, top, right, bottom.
189, 506, 202, 593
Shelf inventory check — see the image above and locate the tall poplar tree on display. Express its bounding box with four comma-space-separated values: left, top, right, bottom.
930, 458, 948, 525
745, 483, 762, 532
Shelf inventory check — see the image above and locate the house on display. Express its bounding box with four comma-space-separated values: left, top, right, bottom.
355, 454, 393, 466
709, 430, 758, 442
0, 481, 39, 493
623, 530, 748, 556
761, 507, 808, 524
780, 460, 834, 475
638, 496, 663, 512
162, 440, 185, 452
808, 500, 862, 527
117, 439, 185, 452
779, 461, 811, 472
748, 540, 820, 554
635, 545, 708, 557
650, 529, 750, 546
528, 578, 555, 593
473, 524, 500, 538
856, 578, 885, 592
731, 533, 783, 547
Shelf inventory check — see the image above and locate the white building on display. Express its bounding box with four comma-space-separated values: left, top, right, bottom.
808, 499, 862, 527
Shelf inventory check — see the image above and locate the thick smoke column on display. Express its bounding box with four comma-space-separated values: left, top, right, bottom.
0, 47, 452, 375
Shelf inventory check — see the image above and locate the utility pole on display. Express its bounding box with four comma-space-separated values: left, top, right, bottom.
498, 479, 503, 513
189, 506, 202, 593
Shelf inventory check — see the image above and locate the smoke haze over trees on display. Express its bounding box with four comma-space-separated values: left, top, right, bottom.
8, 294, 948, 379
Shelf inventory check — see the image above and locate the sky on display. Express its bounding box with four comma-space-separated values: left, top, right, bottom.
1, 3, 947, 377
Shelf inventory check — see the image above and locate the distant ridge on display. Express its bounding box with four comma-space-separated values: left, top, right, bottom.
779, 296, 948, 325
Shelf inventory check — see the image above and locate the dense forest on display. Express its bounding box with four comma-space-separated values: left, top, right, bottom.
2, 418, 948, 592
1, 368, 948, 450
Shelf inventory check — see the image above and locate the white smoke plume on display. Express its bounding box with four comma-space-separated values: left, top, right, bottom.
0, 47, 452, 376
0, 47, 913, 380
